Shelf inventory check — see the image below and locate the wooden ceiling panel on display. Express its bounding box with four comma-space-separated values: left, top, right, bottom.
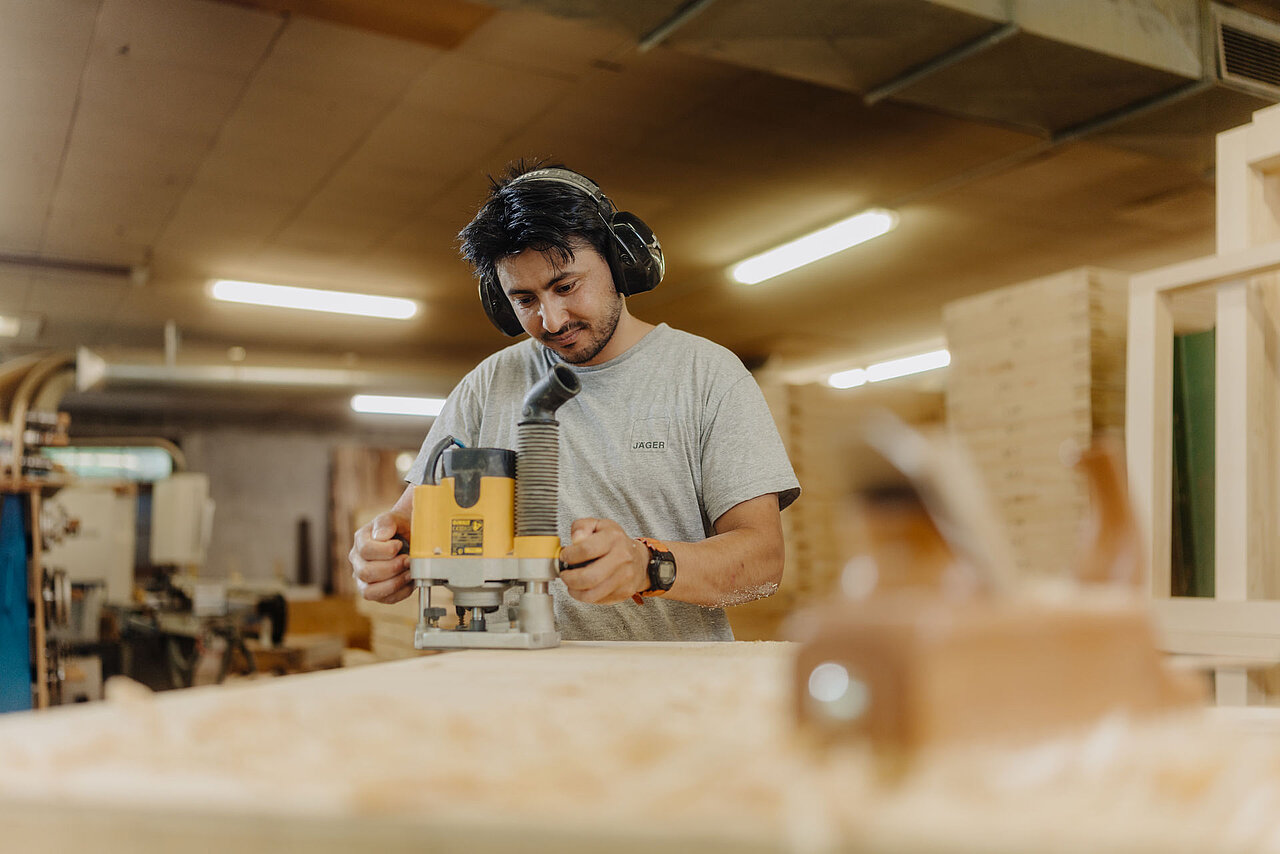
172, 22, 442, 252
187, 143, 346, 209
454, 9, 634, 79
155, 186, 295, 260
368, 211, 476, 276
61, 115, 214, 183
303, 162, 451, 221
250, 14, 440, 98
75, 51, 259, 138
212, 0, 496, 51
0, 268, 32, 309
347, 106, 503, 187
0, 0, 99, 254
0, 0, 1252, 402
0, 216, 43, 256
272, 209, 406, 257
0, 0, 97, 97
950, 142, 1206, 228
21, 274, 130, 324
90, 0, 280, 74
45, 2, 282, 261
40, 224, 152, 265
399, 53, 572, 131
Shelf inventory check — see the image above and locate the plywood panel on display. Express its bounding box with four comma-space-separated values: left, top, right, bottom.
43, 0, 282, 256
946, 267, 1128, 580
455, 9, 633, 79
0, 642, 1276, 852
400, 52, 571, 130
0, 0, 100, 252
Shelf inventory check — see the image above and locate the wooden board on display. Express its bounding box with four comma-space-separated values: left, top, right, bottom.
946, 266, 1128, 579
0, 641, 1279, 852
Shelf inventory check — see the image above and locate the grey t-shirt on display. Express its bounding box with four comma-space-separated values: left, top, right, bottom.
406, 323, 800, 642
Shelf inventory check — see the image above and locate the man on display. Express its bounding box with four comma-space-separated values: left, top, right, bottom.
349, 163, 799, 641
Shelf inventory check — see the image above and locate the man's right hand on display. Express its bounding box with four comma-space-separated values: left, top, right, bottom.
350, 509, 414, 604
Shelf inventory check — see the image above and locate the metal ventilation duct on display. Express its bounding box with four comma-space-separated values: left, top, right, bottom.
482, 0, 1280, 169
1215, 2, 1280, 98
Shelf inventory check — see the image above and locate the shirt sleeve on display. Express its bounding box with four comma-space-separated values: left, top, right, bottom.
698, 372, 801, 526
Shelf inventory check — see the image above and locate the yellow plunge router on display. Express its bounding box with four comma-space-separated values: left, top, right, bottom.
409, 364, 579, 650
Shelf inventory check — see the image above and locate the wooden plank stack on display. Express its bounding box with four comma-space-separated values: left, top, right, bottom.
944, 267, 1128, 579
751, 379, 945, 626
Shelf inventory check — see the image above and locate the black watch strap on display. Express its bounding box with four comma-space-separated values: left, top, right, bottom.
637, 537, 676, 597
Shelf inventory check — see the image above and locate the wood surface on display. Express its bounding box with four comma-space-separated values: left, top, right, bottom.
0, 641, 1278, 852
946, 266, 1127, 581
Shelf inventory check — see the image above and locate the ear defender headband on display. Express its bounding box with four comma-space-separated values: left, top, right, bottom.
479, 167, 665, 337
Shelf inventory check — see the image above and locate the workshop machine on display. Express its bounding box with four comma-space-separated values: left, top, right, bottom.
409, 365, 580, 650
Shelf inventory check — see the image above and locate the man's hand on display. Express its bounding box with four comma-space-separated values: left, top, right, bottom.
350, 509, 414, 604
557, 518, 649, 605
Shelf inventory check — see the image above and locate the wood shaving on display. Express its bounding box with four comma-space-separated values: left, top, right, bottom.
0, 642, 1277, 852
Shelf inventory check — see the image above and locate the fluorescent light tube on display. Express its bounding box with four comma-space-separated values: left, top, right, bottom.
827, 368, 868, 389
866, 349, 950, 383
351, 395, 446, 416
211, 280, 417, 320
0, 315, 22, 337
731, 208, 898, 285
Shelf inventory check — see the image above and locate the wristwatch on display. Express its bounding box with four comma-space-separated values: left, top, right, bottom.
637, 537, 677, 597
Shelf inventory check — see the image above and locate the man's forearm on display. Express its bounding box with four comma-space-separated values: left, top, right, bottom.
663, 526, 784, 607
658, 494, 785, 608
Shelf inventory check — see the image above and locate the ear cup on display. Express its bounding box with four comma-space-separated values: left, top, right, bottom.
476, 167, 664, 335
609, 211, 664, 296
479, 274, 523, 337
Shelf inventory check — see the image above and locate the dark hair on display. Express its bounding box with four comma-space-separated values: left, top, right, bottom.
457, 159, 614, 288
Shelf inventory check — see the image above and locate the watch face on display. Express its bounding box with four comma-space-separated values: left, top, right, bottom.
656, 556, 676, 587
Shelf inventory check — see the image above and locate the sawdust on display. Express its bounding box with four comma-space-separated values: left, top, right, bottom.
710, 581, 780, 608
1, 644, 1280, 851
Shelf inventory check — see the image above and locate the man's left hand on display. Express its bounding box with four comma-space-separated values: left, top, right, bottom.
558, 518, 649, 605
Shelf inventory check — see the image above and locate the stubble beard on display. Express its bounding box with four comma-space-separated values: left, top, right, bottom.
548, 291, 623, 365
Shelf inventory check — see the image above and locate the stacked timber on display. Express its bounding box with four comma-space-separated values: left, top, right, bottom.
944, 267, 1128, 579
747, 379, 945, 634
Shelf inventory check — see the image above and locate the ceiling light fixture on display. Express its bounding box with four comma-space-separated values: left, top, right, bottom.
211, 280, 417, 320
827, 367, 867, 389
0, 315, 23, 338
350, 395, 446, 417
826, 349, 950, 388
866, 349, 950, 382
731, 208, 899, 285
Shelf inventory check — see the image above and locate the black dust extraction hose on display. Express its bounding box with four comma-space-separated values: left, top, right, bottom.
516, 364, 581, 537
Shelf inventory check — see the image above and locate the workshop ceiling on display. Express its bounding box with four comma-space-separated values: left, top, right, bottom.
1, 0, 1277, 420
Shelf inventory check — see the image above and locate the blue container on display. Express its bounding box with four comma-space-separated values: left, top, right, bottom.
0, 494, 30, 713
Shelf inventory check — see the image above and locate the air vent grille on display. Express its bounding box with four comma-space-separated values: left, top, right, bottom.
1223, 25, 1280, 88
1215, 4, 1280, 99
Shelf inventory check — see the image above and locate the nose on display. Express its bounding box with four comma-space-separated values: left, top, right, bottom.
539, 296, 569, 334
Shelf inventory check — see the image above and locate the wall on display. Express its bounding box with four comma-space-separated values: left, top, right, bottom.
63, 405, 427, 589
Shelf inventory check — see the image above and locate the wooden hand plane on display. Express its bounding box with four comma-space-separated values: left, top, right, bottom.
791, 417, 1205, 766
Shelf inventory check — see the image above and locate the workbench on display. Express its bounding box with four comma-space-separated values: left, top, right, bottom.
0, 641, 1277, 853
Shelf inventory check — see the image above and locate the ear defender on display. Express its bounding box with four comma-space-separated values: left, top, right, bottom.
478, 168, 665, 337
